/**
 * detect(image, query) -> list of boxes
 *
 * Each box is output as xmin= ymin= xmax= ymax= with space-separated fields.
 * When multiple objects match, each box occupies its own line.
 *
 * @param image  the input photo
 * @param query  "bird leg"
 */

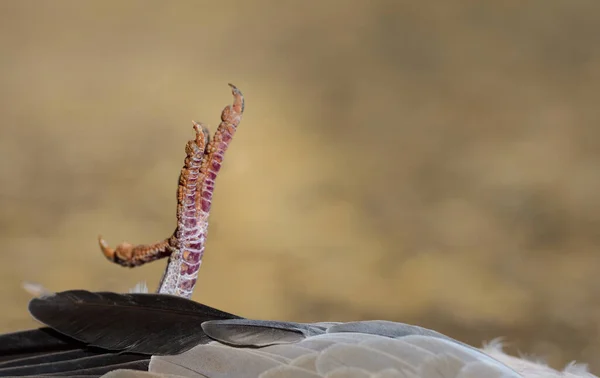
xmin=98 ymin=84 xmax=245 ymax=298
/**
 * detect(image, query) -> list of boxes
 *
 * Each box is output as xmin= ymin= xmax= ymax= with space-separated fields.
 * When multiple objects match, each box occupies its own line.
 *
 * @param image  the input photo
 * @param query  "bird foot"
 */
xmin=98 ymin=84 xmax=245 ymax=297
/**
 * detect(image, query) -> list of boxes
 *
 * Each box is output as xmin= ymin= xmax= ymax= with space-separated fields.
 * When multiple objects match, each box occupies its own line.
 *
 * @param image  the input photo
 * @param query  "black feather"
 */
xmin=0 ymin=327 xmax=79 ymax=361
xmin=28 ymin=290 xmax=241 ymax=355
xmin=0 ymin=328 xmax=150 ymax=377
xmin=0 ymin=352 xmax=148 ymax=377
xmin=0 ymin=349 xmax=96 ymax=369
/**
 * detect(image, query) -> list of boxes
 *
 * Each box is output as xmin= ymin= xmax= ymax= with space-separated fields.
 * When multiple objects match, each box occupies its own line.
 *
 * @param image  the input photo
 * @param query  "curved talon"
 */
xmin=98 ymin=235 xmax=117 ymax=262
xmin=98 ymin=235 xmax=135 ymax=266
xmin=223 ymin=84 xmax=244 ymax=122
xmin=228 ymin=83 xmax=244 ymax=113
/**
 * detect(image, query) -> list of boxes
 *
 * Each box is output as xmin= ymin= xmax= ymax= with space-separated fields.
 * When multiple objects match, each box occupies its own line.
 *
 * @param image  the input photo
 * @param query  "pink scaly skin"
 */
xmin=98 ymin=84 xmax=244 ymax=298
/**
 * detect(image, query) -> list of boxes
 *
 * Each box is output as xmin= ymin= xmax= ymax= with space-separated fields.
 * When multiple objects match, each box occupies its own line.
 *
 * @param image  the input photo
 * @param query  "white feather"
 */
xmin=21 ymin=281 xmax=53 ymax=297
xmin=129 ymin=281 xmax=149 ymax=293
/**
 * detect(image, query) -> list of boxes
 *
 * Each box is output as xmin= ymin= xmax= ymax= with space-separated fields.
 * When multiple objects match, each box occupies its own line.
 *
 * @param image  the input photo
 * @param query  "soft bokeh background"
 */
xmin=1 ymin=0 xmax=599 ymax=372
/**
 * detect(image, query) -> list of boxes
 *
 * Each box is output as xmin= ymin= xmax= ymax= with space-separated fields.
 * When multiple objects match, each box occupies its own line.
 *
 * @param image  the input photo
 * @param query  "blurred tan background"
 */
xmin=1 ymin=0 xmax=600 ymax=372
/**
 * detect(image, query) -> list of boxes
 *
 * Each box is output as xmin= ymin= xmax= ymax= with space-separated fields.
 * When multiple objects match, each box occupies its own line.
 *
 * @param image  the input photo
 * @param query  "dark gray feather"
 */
xmin=28 ymin=290 xmax=241 ymax=355
xmin=201 ymin=319 xmax=326 ymax=347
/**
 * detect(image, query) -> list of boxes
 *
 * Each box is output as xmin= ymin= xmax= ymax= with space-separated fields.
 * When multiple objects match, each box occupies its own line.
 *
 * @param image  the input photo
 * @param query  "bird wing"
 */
xmin=0 ymin=290 xmax=525 ymax=378
xmin=146 ymin=319 xmax=520 ymax=378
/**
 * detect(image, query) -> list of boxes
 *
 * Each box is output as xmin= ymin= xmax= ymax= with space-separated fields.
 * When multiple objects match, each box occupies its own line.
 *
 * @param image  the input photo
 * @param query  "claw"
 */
xmin=192 ymin=120 xmax=211 ymax=147
xmin=225 ymin=83 xmax=244 ymax=120
xmin=228 ymin=83 xmax=244 ymax=108
xmin=98 ymin=235 xmax=117 ymax=262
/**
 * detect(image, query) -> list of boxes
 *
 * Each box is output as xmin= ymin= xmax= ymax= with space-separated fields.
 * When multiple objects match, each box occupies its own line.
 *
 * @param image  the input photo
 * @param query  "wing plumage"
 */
xmin=28 ymin=290 xmax=241 ymax=355
xmin=0 ymin=290 xmax=596 ymax=378
xmin=148 ymin=323 xmax=520 ymax=378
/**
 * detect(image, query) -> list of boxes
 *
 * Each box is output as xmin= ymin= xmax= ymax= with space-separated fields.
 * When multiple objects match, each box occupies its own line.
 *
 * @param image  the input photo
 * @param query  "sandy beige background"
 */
xmin=1 ymin=0 xmax=599 ymax=373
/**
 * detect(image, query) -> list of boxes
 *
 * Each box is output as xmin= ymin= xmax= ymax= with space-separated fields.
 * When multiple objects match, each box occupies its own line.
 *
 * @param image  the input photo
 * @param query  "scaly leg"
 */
xmin=98 ymin=84 xmax=245 ymax=298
